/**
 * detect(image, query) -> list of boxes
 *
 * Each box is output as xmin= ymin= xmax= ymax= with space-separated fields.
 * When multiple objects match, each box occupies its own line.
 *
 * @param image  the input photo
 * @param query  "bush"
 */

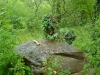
xmin=82 ymin=25 xmax=100 ymax=75
xmin=0 ymin=25 xmax=32 ymax=75
xmin=87 ymin=26 xmax=100 ymax=74
xmin=42 ymin=15 xmax=57 ymax=40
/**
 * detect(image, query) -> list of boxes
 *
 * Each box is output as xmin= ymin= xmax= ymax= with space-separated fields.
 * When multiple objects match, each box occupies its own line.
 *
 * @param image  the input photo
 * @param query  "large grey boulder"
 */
xmin=16 ymin=40 xmax=86 ymax=75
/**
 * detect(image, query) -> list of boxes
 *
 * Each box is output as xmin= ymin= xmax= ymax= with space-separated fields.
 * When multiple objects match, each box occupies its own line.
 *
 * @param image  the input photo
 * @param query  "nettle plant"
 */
xmin=42 ymin=15 xmax=58 ymax=40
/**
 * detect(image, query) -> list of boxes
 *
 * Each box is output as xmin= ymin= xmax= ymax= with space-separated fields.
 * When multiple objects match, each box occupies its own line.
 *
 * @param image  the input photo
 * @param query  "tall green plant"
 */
xmin=0 ymin=25 xmax=32 ymax=75
xmin=0 ymin=0 xmax=25 ymax=29
xmin=42 ymin=15 xmax=58 ymax=40
xmin=82 ymin=25 xmax=100 ymax=75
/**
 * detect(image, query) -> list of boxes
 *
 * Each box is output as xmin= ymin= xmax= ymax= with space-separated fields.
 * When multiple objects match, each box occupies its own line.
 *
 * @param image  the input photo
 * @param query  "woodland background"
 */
xmin=0 ymin=0 xmax=100 ymax=75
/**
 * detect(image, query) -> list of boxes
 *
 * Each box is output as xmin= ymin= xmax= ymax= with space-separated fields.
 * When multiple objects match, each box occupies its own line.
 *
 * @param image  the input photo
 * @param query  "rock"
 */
xmin=71 ymin=72 xmax=85 ymax=75
xmin=16 ymin=40 xmax=86 ymax=75
xmin=51 ymin=55 xmax=85 ymax=73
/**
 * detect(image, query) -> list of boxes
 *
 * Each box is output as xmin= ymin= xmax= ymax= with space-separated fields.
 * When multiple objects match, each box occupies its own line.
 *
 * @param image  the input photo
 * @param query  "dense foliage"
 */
xmin=0 ymin=0 xmax=100 ymax=75
xmin=42 ymin=15 xmax=57 ymax=40
xmin=84 ymin=25 xmax=100 ymax=75
xmin=0 ymin=25 xmax=32 ymax=75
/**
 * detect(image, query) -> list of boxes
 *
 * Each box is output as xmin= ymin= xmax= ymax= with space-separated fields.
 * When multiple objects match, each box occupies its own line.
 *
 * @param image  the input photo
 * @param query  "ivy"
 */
xmin=42 ymin=15 xmax=57 ymax=40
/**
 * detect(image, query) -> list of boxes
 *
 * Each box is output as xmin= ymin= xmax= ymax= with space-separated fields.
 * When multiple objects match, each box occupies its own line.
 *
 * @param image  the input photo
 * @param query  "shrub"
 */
xmin=83 ymin=25 xmax=100 ymax=75
xmin=0 ymin=25 xmax=32 ymax=75
xmin=42 ymin=15 xmax=57 ymax=40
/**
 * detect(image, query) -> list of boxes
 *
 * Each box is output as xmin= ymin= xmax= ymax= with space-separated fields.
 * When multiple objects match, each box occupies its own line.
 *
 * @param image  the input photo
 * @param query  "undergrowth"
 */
xmin=0 ymin=25 xmax=32 ymax=75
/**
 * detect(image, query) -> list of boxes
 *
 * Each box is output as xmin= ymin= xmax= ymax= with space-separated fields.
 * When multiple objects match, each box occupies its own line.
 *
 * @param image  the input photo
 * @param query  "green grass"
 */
xmin=15 ymin=25 xmax=91 ymax=52
xmin=16 ymin=29 xmax=43 ymax=45
xmin=72 ymin=26 xmax=91 ymax=51
xmin=60 ymin=25 xmax=92 ymax=50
